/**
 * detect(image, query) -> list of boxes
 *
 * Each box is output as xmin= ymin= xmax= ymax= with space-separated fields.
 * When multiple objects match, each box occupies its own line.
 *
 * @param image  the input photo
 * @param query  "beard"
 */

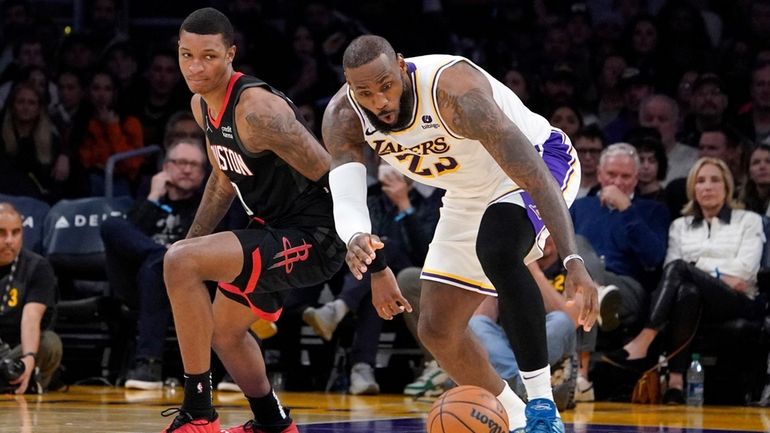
xmin=361 ymin=75 xmax=415 ymax=133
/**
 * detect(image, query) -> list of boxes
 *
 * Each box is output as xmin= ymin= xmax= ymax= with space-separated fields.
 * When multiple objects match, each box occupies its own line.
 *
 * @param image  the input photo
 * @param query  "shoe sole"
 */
xmin=302 ymin=309 xmax=333 ymax=341
xmin=217 ymin=382 xmax=243 ymax=392
xmin=124 ymin=379 xmax=162 ymax=390
xmin=599 ymin=288 xmax=623 ymax=332
xmin=350 ymin=384 xmax=380 ymax=395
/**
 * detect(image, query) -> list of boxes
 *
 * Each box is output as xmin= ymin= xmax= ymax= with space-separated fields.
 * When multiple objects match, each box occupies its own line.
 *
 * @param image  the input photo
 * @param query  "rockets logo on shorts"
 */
xmin=269 ymin=237 xmax=312 ymax=274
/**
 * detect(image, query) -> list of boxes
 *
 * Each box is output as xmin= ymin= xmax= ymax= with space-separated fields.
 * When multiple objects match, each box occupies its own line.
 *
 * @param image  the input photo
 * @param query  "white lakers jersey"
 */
xmin=345 ymin=55 xmax=553 ymax=199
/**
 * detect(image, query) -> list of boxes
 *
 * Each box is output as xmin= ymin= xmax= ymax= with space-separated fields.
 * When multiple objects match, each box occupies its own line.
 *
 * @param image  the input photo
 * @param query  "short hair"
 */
xmin=682 ymin=157 xmax=740 ymax=216
xmin=342 ymin=35 xmax=397 ymax=70
xmin=166 ymin=139 xmax=205 ymax=159
xmin=639 ymin=94 xmax=679 ymax=121
xmin=0 ymin=203 xmax=21 ymax=220
xmin=600 ymin=142 xmax=640 ymax=171
xmin=699 ymin=124 xmax=742 ymax=149
xmin=180 ymin=7 xmax=234 ymax=47
xmin=573 ymin=124 xmax=606 ymax=147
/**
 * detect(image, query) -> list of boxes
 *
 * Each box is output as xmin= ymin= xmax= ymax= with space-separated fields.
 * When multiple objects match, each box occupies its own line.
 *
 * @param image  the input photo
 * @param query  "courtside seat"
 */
xmin=43 ymin=196 xmax=133 ymax=383
xmin=0 ymin=193 xmax=50 ymax=254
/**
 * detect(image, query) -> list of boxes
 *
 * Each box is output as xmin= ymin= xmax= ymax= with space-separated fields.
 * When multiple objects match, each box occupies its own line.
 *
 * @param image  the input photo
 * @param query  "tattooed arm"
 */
xmin=187 ymin=94 xmax=235 ymax=239
xmin=236 ymin=87 xmax=330 ymax=181
xmin=436 ymin=62 xmax=597 ymax=330
xmin=322 ymin=87 xmax=412 ymax=319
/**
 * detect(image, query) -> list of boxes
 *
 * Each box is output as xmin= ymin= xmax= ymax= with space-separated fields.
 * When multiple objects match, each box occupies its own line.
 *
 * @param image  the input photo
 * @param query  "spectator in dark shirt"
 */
xmin=0 ymin=203 xmax=61 ymax=394
xmin=100 ymin=139 xmax=206 ymax=389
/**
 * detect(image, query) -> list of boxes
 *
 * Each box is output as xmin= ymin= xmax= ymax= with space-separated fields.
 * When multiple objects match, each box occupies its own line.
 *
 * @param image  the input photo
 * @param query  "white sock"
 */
xmin=520 ymin=365 xmax=560 ymax=417
xmin=496 ymin=381 xmax=527 ymax=430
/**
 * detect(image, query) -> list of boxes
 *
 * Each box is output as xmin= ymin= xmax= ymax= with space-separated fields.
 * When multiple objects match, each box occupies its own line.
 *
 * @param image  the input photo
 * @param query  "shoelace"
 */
xmin=160 ymin=408 xmax=212 ymax=431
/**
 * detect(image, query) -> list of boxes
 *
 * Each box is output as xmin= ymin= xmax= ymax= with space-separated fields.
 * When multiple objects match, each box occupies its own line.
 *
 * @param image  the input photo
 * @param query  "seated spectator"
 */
xmin=100 ymin=139 xmax=206 ymax=389
xmin=548 ymin=103 xmax=583 ymax=141
xmin=71 ymin=70 xmax=143 ymax=196
xmin=0 ymin=203 xmax=62 ymax=394
xmin=573 ymin=125 xmax=606 ymax=198
xmin=302 ymin=164 xmax=442 ymax=395
xmin=571 ymin=143 xmax=670 ymax=340
xmin=680 ymin=73 xmax=729 ymax=148
xmin=605 ymin=157 xmax=765 ymax=404
xmin=740 ymin=144 xmax=770 ymax=215
xmin=0 ymin=82 xmax=65 ymax=202
xmin=628 ymin=129 xmax=669 ymax=203
xmin=468 ymin=237 xmax=582 ymax=411
xmin=638 ymin=94 xmax=698 ymax=185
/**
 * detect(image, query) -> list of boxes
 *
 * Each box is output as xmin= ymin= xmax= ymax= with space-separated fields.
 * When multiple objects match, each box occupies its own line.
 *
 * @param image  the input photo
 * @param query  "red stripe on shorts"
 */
xmin=217 ymin=247 xmax=284 ymax=321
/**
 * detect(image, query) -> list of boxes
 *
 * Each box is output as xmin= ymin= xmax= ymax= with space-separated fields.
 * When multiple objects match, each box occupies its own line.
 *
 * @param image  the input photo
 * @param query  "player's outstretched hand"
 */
xmin=345 ymin=233 xmax=383 ymax=280
xmin=564 ymin=262 xmax=598 ymax=332
xmin=371 ymin=267 xmax=413 ymax=320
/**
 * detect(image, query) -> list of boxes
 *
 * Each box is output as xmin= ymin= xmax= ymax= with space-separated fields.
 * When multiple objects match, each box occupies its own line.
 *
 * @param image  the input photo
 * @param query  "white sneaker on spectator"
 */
xmin=597 ymin=285 xmax=622 ymax=332
xmin=349 ymin=362 xmax=379 ymax=395
xmin=575 ymin=375 xmax=595 ymax=402
xmin=302 ymin=299 xmax=347 ymax=341
xmin=216 ymin=374 xmax=242 ymax=393
xmin=403 ymin=360 xmax=449 ymax=397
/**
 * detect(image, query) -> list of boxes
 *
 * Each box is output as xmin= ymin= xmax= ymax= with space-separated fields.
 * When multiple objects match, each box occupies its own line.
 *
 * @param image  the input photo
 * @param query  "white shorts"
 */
xmin=420 ymin=129 xmax=581 ymax=296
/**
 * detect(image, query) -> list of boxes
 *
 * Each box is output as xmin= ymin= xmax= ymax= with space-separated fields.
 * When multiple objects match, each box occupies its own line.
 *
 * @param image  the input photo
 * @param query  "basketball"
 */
xmin=426 ymin=385 xmax=509 ymax=433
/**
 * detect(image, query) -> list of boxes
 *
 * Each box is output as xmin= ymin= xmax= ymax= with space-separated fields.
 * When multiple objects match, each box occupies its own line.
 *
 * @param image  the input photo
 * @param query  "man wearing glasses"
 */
xmin=100 ymin=139 xmax=207 ymax=390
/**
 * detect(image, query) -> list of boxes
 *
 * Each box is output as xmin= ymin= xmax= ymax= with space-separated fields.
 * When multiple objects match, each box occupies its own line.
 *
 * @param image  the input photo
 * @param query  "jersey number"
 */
xmin=395 ymin=154 xmax=459 ymax=177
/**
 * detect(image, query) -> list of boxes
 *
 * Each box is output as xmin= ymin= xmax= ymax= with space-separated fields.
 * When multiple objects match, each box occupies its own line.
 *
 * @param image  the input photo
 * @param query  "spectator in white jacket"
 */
xmin=605 ymin=157 xmax=766 ymax=404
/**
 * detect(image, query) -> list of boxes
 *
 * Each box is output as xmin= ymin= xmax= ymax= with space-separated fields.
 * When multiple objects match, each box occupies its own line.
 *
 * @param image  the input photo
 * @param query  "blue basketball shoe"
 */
xmin=511 ymin=398 xmax=565 ymax=433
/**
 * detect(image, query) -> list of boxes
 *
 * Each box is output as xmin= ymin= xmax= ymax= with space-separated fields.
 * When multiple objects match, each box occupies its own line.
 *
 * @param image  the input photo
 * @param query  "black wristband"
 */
xmin=20 ymin=352 xmax=36 ymax=361
xmin=368 ymin=249 xmax=387 ymax=273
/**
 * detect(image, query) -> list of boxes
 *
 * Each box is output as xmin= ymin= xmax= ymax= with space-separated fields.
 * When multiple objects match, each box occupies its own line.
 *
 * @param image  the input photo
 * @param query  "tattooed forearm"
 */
xmin=187 ymin=173 xmax=234 ymax=239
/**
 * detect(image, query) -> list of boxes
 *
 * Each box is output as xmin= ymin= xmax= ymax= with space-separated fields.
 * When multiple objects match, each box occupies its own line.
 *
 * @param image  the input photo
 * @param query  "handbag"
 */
xmin=612 ymin=311 xmax=701 ymax=404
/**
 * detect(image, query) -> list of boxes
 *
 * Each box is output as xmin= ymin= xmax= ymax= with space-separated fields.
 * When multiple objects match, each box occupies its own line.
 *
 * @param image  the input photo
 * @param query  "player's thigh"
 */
xmin=165 ymin=231 xmax=244 ymax=284
xmin=212 ymin=293 xmax=255 ymax=335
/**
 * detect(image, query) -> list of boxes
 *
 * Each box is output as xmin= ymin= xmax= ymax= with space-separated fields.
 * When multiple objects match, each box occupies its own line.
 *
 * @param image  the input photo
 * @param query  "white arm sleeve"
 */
xmin=329 ymin=162 xmax=372 ymax=245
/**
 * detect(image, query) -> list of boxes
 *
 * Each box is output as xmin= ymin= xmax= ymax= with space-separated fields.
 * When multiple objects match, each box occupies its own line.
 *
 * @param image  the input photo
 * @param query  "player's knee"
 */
xmin=476 ymin=203 xmax=534 ymax=270
xmin=163 ymin=240 xmax=200 ymax=287
xmin=417 ymin=315 xmax=452 ymax=351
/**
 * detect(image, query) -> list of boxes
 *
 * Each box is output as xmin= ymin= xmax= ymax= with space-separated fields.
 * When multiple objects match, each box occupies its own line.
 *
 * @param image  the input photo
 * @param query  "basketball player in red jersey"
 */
xmin=159 ymin=7 xmax=345 ymax=433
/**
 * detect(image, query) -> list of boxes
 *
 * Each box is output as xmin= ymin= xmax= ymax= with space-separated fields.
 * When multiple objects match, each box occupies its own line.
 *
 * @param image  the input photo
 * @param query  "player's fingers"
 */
xmin=369 ymin=234 xmax=385 ymax=250
xmin=345 ymin=252 xmax=367 ymax=278
xmin=396 ymin=296 xmax=413 ymax=313
xmin=378 ymin=306 xmax=393 ymax=320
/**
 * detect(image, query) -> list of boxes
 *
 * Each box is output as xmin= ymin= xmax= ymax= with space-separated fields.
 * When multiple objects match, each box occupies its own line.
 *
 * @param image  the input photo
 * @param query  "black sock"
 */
xmin=181 ymin=371 xmax=215 ymax=420
xmin=247 ymin=388 xmax=292 ymax=430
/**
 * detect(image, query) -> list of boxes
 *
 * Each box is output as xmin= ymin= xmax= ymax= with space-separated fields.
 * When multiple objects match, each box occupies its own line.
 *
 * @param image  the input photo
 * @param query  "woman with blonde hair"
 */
xmin=605 ymin=157 xmax=766 ymax=404
xmin=0 ymin=82 xmax=64 ymax=201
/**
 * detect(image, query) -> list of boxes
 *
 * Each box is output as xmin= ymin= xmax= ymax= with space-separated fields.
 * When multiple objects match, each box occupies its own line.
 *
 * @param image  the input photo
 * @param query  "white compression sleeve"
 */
xmin=329 ymin=162 xmax=372 ymax=245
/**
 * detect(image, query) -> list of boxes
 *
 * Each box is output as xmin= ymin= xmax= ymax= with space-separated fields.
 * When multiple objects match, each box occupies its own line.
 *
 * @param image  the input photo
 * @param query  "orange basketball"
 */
xmin=426 ymin=385 xmax=509 ymax=433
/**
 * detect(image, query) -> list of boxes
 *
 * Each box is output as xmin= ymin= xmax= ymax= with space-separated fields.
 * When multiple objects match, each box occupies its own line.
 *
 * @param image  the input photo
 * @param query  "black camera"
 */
xmin=0 ymin=338 xmax=25 ymax=393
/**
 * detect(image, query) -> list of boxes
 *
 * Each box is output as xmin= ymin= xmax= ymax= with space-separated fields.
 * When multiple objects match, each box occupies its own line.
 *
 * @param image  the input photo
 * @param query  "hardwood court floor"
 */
xmin=1 ymin=386 xmax=769 ymax=432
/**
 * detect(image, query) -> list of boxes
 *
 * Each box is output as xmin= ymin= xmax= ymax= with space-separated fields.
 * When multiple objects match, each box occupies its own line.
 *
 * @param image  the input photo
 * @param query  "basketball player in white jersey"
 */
xmin=323 ymin=35 xmax=598 ymax=433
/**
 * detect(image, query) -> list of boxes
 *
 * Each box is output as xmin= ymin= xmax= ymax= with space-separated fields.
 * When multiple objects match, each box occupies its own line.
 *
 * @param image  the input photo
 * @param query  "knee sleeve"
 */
xmin=476 ymin=203 xmax=535 ymax=274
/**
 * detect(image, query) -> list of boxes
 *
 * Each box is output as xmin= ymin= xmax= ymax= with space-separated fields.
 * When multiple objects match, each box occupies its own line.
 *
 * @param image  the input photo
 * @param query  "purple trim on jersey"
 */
xmin=406 ymin=62 xmax=416 ymax=73
xmin=522 ymin=130 xmax=576 ymax=234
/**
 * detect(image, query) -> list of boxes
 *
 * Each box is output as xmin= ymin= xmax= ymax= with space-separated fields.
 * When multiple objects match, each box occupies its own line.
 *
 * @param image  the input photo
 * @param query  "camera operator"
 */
xmin=0 ymin=203 xmax=61 ymax=394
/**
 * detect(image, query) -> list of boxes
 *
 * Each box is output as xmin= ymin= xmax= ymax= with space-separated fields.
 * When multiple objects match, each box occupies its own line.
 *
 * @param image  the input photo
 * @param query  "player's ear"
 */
xmin=397 ymin=53 xmax=405 ymax=70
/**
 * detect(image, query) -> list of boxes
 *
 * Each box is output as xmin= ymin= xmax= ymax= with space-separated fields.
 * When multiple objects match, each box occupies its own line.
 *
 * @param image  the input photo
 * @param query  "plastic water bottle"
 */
xmin=686 ymin=353 xmax=705 ymax=406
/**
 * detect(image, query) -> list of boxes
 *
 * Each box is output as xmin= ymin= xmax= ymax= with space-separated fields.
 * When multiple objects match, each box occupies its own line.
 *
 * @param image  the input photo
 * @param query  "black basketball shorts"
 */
xmin=218 ymin=223 xmax=345 ymax=321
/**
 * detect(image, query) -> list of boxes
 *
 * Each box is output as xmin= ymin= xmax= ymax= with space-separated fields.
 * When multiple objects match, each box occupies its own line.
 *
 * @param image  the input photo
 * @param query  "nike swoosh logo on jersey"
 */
xmin=364 ymin=127 xmax=377 ymax=136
